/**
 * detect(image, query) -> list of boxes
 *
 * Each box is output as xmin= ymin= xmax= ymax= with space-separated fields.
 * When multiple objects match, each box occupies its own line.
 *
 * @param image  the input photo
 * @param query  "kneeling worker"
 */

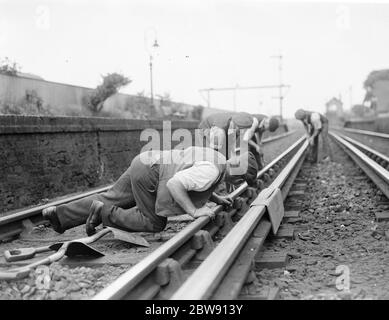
xmin=247 ymin=114 xmax=279 ymax=170
xmin=294 ymin=109 xmax=332 ymax=163
xmin=43 ymin=146 xmax=258 ymax=236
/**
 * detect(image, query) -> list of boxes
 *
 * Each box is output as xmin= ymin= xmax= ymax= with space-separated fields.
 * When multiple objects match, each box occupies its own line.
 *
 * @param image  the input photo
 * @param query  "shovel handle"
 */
xmin=77 ymin=227 xmax=112 ymax=244
xmin=11 ymin=243 xmax=70 ymax=272
xmin=0 ymin=268 xmax=31 ymax=280
xmin=4 ymin=245 xmax=52 ymax=262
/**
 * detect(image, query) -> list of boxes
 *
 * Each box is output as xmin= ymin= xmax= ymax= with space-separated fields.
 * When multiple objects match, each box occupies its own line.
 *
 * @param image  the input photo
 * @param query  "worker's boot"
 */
xmin=85 ymin=200 xmax=104 ymax=236
xmin=42 ymin=206 xmax=65 ymax=234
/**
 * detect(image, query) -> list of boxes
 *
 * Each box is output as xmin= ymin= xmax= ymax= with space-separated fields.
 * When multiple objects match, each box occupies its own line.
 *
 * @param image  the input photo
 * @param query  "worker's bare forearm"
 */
xmin=312 ymin=129 xmax=320 ymax=138
xmin=248 ymin=140 xmax=259 ymax=149
xmin=166 ymin=179 xmax=196 ymax=216
xmin=255 ymin=132 xmax=261 ymax=145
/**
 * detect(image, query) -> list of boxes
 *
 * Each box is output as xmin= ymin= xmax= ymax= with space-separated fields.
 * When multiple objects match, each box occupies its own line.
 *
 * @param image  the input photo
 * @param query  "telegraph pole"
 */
xmin=349 ymin=85 xmax=353 ymax=109
xmin=233 ymin=84 xmax=238 ymax=112
xmin=271 ymin=55 xmax=283 ymax=122
xmin=199 ymin=83 xmax=290 ymax=111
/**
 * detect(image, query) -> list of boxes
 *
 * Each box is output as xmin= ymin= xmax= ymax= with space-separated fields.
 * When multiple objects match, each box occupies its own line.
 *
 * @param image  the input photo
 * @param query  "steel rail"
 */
xmin=262 ymin=130 xmax=295 ymax=144
xmin=171 ymin=139 xmax=309 ymax=300
xmin=93 ymin=136 xmax=305 ymax=300
xmin=330 ymin=132 xmax=389 ymax=198
xmin=340 ymin=127 xmax=389 ymax=139
xmin=229 ymin=136 xmax=305 ymax=200
xmin=339 ymin=134 xmax=389 ymax=165
xmin=0 ymin=185 xmax=112 ymax=227
xmin=0 ymin=131 xmax=296 ymax=240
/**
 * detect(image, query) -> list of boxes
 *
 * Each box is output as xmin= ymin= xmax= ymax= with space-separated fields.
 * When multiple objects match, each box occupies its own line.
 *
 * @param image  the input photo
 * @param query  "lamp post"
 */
xmin=149 ymin=39 xmax=159 ymax=107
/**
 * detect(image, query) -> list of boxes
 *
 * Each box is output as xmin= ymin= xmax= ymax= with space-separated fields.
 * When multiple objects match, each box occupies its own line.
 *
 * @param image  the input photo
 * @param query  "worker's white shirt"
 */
xmin=310 ymin=113 xmax=322 ymax=130
xmin=174 ymin=161 xmax=219 ymax=192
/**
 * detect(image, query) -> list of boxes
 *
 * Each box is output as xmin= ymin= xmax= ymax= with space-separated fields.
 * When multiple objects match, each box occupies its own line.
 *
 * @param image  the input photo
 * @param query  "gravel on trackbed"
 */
xmin=254 ymin=137 xmax=389 ymax=300
xmin=0 ymin=131 xmax=303 ymax=300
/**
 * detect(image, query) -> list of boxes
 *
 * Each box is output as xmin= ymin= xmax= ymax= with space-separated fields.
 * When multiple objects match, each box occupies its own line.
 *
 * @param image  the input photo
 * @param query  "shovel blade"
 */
xmin=64 ymin=242 xmax=105 ymax=258
xmin=107 ymin=227 xmax=150 ymax=247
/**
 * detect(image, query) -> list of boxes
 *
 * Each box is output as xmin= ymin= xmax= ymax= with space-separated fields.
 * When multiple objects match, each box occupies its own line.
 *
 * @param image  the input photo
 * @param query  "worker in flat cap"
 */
xmin=42 ymin=146 xmax=258 ymax=236
xmin=294 ymin=108 xmax=332 ymax=163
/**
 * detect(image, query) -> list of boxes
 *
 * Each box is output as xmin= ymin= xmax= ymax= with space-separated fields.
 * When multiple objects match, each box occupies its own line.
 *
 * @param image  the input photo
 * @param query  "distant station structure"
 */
xmin=325 ymin=97 xmax=343 ymax=117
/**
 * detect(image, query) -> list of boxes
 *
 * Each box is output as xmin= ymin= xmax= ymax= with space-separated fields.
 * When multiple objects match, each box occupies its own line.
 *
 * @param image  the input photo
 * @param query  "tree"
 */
xmin=363 ymin=69 xmax=389 ymax=89
xmin=363 ymin=70 xmax=389 ymax=109
xmin=0 ymin=57 xmax=20 ymax=76
xmin=84 ymin=73 xmax=131 ymax=115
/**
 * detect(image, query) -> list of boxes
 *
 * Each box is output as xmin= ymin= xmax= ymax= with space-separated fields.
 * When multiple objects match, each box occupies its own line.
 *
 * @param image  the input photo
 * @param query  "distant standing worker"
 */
xmin=294 ymin=109 xmax=332 ymax=163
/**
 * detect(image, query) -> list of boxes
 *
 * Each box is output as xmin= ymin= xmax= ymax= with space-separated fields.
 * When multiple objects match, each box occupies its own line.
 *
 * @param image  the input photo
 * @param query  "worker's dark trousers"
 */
xmin=321 ymin=122 xmax=332 ymax=160
xmin=311 ymin=134 xmax=320 ymax=163
xmin=249 ymin=145 xmax=264 ymax=171
xmin=56 ymin=157 xmax=167 ymax=233
xmin=311 ymin=123 xmax=332 ymax=162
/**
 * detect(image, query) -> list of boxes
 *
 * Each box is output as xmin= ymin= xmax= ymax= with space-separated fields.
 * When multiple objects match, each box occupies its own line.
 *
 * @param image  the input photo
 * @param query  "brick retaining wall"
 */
xmin=0 ymin=115 xmax=199 ymax=214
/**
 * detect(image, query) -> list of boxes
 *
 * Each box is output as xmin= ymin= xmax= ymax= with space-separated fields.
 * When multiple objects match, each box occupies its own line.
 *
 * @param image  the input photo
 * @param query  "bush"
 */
xmin=83 ymin=73 xmax=131 ymax=115
xmin=0 ymin=57 xmax=19 ymax=76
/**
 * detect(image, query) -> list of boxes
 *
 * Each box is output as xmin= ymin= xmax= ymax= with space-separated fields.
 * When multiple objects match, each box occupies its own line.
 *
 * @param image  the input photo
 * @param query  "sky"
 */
xmin=1 ymin=0 xmax=389 ymax=118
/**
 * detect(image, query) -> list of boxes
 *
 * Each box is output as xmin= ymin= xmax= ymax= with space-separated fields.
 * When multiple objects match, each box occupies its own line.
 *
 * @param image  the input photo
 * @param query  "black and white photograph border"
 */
xmin=0 ymin=0 xmax=389 ymax=308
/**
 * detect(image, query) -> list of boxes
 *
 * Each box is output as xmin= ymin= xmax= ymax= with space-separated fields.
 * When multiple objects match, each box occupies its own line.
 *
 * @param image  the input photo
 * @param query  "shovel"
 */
xmin=0 ymin=229 xmax=110 ymax=280
xmin=3 ymin=228 xmax=110 ymax=263
xmin=0 ymin=227 xmax=151 ymax=280
xmin=4 ymin=227 xmax=149 ymax=262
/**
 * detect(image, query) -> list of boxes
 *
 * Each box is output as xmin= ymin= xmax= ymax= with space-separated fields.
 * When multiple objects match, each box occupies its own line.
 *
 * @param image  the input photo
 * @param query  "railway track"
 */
xmin=93 ymin=136 xmax=309 ymax=300
xmin=330 ymin=131 xmax=389 ymax=198
xmin=248 ymin=130 xmax=389 ymax=300
xmin=340 ymin=127 xmax=389 ymax=140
